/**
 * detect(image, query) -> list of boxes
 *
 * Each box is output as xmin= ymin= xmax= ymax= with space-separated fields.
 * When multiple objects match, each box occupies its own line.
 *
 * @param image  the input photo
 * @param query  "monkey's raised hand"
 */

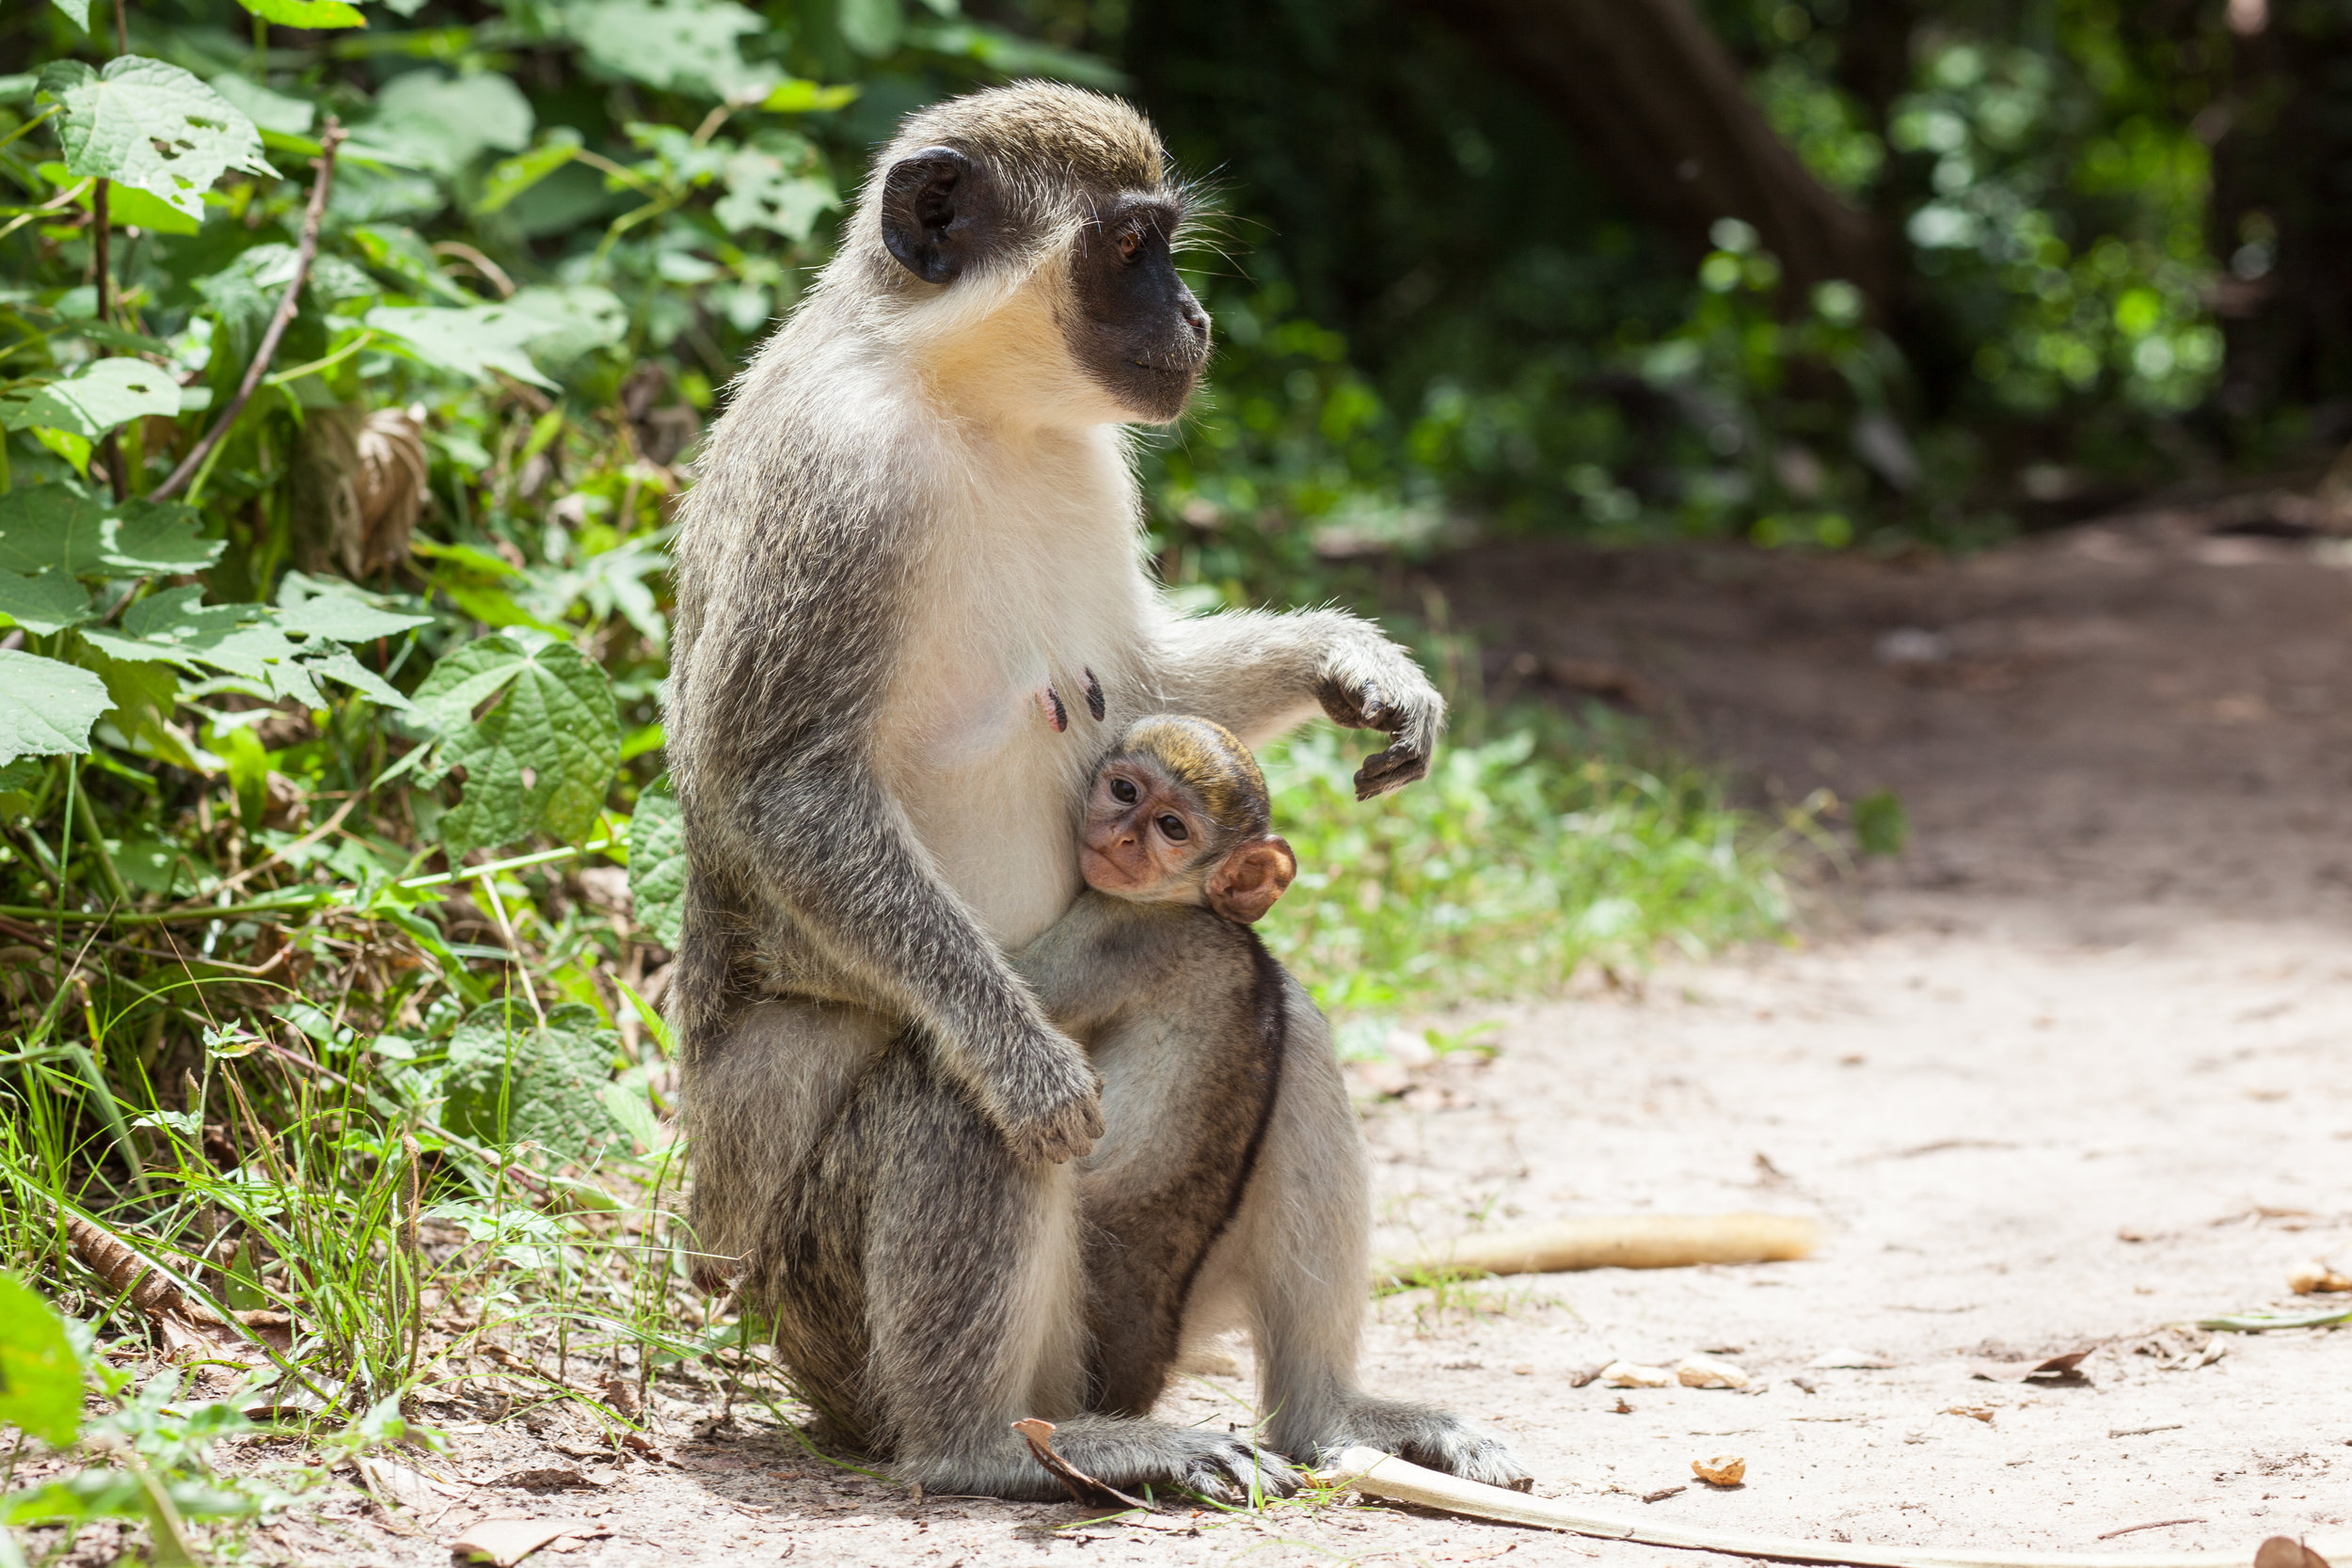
xmin=1315 ymin=643 xmax=1446 ymax=801
xmin=984 ymin=1024 xmax=1105 ymax=1164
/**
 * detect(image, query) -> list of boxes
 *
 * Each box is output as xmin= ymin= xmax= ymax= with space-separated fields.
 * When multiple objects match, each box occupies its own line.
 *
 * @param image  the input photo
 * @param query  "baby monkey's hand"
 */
xmin=988 ymin=1024 xmax=1104 ymax=1164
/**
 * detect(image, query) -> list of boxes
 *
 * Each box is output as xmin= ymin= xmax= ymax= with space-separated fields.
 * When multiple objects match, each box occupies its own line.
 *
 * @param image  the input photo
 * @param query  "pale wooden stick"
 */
xmin=1376 ymin=1212 xmax=1820 ymax=1288
xmin=1318 ymin=1448 xmax=2348 ymax=1568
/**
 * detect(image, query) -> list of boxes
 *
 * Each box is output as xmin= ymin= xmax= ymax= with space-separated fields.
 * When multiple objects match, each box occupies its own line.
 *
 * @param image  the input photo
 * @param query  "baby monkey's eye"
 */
xmin=1157 ymin=814 xmax=1187 ymax=841
xmin=1110 ymin=777 xmax=1137 ymax=803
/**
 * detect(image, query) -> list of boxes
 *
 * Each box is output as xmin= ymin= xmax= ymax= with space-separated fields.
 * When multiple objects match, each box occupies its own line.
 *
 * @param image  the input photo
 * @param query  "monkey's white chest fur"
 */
xmin=874 ymin=424 xmax=1153 ymax=950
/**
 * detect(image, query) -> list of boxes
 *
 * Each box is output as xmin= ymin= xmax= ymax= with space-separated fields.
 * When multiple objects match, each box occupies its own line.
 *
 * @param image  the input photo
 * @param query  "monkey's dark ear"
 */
xmin=1207 ymin=836 xmax=1297 ymax=925
xmin=881 ymin=146 xmax=996 ymax=286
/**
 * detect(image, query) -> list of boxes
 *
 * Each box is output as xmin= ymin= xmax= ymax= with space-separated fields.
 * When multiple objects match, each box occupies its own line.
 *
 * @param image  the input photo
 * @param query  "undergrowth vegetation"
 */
xmin=0 ymin=0 xmax=1826 ymax=1560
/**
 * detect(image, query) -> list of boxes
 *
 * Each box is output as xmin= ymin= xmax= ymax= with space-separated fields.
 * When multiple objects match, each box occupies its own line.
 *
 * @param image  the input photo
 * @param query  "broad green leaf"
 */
xmin=40 ymin=162 xmax=200 ymax=235
xmin=208 ymin=75 xmax=316 ymax=136
xmin=314 ymin=646 xmax=413 ymax=711
xmin=38 ymin=57 xmax=273 ymax=221
xmin=27 ymin=427 xmax=91 ymax=478
xmin=0 ymin=570 xmax=92 ymax=635
xmin=715 ymin=139 xmax=838 ymax=240
xmin=277 ymin=594 xmax=432 ymax=642
xmin=501 ymin=285 xmax=627 ymax=368
xmin=760 ymin=77 xmax=860 ymax=114
xmin=233 ymin=0 xmax=368 ymax=29
xmin=82 ymin=588 xmax=306 ymax=696
xmin=0 ymin=1273 xmax=81 ymax=1448
xmin=563 ymin=0 xmax=773 ymax=101
xmin=365 ymin=70 xmax=532 ymax=177
xmin=441 ymin=1001 xmax=630 ymax=1164
xmin=838 ymin=0 xmax=904 ymax=57
xmin=48 ymin=0 xmax=92 ymax=34
xmin=626 ymin=783 xmax=685 ymax=947
xmin=0 ymin=358 xmax=183 ymax=442
xmin=416 ymin=637 xmax=620 ymax=853
xmin=0 ymin=649 xmax=110 ymax=766
xmin=83 ymin=649 xmax=199 ymax=771
xmin=365 ymin=304 xmax=557 ymax=390
xmin=905 ymin=22 xmax=1126 ymax=88
xmin=0 ymin=489 xmax=222 ymax=578
xmin=473 ymin=130 xmax=581 ymax=216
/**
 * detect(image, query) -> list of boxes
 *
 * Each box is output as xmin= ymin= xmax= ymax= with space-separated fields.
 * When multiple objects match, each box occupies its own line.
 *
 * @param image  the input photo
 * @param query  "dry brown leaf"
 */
xmin=1602 ymin=1361 xmax=1674 ymax=1388
xmin=449 ymin=1517 xmax=592 ymax=1566
xmin=1692 ymin=1454 xmax=1746 ymax=1487
xmin=357 ymin=1455 xmax=464 ymax=1512
xmin=1944 ymin=1405 xmax=1996 ymax=1423
xmin=1012 ymin=1418 xmax=1152 ymax=1510
xmin=2254 ymin=1537 xmax=2334 ymax=1568
xmin=1970 ymin=1346 xmax=2095 ymax=1385
xmin=2288 ymin=1260 xmax=2352 ymax=1294
xmin=493 ymin=1467 xmax=596 ymax=1493
xmin=1676 ymin=1354 xmax=1751 ymax=1389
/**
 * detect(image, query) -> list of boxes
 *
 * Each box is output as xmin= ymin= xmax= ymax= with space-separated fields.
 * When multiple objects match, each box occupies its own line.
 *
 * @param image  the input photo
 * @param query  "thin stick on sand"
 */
xmin=1376 ymin=1212 xmax=1820 ymax=1288
xmin=1318 ymin=1449 xmax=2345 ymax=1568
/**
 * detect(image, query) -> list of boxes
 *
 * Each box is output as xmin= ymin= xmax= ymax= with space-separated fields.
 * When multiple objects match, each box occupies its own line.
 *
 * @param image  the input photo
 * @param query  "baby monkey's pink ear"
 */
xmin=1206 ymin=835 xmax=1298 ymax=924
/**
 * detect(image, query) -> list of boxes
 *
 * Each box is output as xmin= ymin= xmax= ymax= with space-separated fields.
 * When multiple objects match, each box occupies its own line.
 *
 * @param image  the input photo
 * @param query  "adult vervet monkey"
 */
xmin=666 ymin=82 xmax=1522 ymax=1498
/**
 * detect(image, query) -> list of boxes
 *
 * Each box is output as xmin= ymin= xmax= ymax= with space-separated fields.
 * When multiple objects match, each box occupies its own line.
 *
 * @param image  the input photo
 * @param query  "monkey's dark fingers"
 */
xmin=1186 ymin=1442 xmax=1302 ymax=1502
xmin=1352 ymin=736 xmax=1432 ymax=801
xmin=1315 ymin=674 xmax=1392 ymax=735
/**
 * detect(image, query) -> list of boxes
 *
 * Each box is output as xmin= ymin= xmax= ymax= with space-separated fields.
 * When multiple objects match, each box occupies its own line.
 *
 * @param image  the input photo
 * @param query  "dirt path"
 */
xmin=297 ymin=511 xmax=2352 ymax=1566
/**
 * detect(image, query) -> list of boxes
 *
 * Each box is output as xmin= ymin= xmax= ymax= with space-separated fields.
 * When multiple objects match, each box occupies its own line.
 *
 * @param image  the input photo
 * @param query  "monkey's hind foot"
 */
xmin=903 ymin=1416 xmax=1299 ymax=1504
xmin=1309 ymin=1397 xmax=1533 ymax=1493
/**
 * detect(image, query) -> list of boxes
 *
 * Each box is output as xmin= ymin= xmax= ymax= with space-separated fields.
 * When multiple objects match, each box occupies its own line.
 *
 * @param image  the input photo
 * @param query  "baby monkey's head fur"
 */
xmin=836 ymin=81 xmax=1212 ymax=423
xmin=1080 ymin=716 xmax=1297 ymax=925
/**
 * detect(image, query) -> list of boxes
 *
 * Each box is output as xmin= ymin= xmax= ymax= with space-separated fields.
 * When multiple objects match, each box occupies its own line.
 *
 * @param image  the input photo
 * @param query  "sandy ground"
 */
xmin=250 ymin=509 xmax=2352 ymax=1564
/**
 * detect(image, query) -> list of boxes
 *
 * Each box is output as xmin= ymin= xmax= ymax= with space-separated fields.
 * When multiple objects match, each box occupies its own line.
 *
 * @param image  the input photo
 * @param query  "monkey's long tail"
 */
xmin=1318 ymin=1449 xmax=2342 ymax=1568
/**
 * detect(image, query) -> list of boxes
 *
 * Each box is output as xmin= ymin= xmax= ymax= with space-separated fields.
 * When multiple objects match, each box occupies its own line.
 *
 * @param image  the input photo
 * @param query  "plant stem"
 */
xmin=92 ymin=178 xmax=127 ymax=503
xmin=72 ymin=769 xmax=132 ymax=910
xmin=151 ymin=120 xmax=347 ymax=503
xmin=112 ymin=0 xmax=128 ymax=55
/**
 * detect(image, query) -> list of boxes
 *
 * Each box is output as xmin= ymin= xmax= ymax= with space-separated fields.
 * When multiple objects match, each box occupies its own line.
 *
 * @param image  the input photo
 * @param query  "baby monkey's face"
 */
xmin=1078 ymin=748 xmax=1298 ymax=924
xmin=1079 ymin=755 xmax=1208 ymax=901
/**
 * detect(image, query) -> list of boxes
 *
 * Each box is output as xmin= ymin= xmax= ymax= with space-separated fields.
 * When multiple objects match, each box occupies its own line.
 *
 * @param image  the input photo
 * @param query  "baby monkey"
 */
xmin=1025 ymin=715 xmax=1528 ymax=1482
xmin=1009 ymin=717 xmax=1299 ymax=1425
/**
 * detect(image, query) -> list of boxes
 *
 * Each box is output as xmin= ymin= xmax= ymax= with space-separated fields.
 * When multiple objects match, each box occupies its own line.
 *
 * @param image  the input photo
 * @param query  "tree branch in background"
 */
xmin=92 ymin=178 xmax=126 ymax=503
xmin=151 ymin=119 xmax=347 ymax=504
xmin=1414 ymin=0 xmax=1886 ymax=314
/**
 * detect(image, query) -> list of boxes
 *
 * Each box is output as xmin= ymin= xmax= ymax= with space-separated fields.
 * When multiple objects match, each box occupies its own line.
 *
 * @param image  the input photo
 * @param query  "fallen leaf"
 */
xmin=1602 ymin=1361 xmax=1674 ymax=1388
xmin=1809 ymin=1347 xmax=1894 ymax=1370
xmin=2254 ymin=1537 xmax=2333 ymax=1568
xmin=1565 ymin=1364 xmax=1605 ymax=1387
xmin=1643 ymin=1485 xmax=1687 ymax=1503
xmin=358 ymin=1455 xmax=465 ymax=1511
xmin=1692 ymin=1455 xmax=1746 ymax=1487
xmin=1971 ymin=1346 xmax=2094 ymax=1384
xmin=1944 ymin=1405 xmax=1996 ymax=1424
xmin=2288 ymin=1260 xmax=2351 ymax=1294
xmin=450 ymin=1517 xmax=597 ymax=1566
xmin=1612 ymin=1397 xmax=1633 ymax=1414
xmin=1677 ymin=1354 xmax=1751 ymax=1390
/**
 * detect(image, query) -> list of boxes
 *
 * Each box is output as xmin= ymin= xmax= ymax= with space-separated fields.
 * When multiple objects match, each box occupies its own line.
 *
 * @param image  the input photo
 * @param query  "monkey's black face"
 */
xmin=1067 ymin=198 xmax=1211 ymax=422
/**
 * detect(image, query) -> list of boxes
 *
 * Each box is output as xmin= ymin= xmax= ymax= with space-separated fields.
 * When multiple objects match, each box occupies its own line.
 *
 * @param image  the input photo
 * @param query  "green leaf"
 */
xmin=82 ymin=648 xmax=199 ymax=771
xmin=759 ymin=77 xmax=860 ymax=114
xmin=0 ymin=489 xmax=223 ymax=578
xmin=563 ymin=0 xmax=774 ymax=101
xmin=411 ymin=636 xmax=620 ymax=854
xmin=81 ymin=588 xmax=308 ymax=699
xmin=233 ymin=0 xmax=369 ymax=29
xmin=277 ymin=594 xmax=432 ymax=642
xmin=441 ymin=1001 xmax=630 ymax=1164
xmin=626 ymin=782 xmax=685 ymax=948
xmin=0 ymin=359 xmax=183 ymax=442
xmin=367 ymin=289 xmax=623 ymax=390
xmin=473 ymin=130 xmax=581 ymax=216
xmin=838 ymin=0 xmax=904 ymax=57
xmin=0 ymin=649 xmax=110 ymax=766
xmin=363 ymin=69 xmax=532 ymax=177
xmin=313 ymin=646 xmax=412 ymax=711
xmin=1851 ymin=789 xmax=1908 ymax=857
xmin=48 ymin=0 xmax=92 ymax=34
xmin=37 ymin=57 xmax=274 ymax=221
xmin=0 ymin=569 xmax=92 ymax=635
xmin=39 ymin=161 xmax=201 ymax=235
xmin=0 ymin=1273 xmax=82 ymax=1448
xmin=715 ymin=139 xmax=839 ymax=240
xmin=27 ymin=428 xmax=92 ymax=478
xmin=208 ymin=75 xmax=317 ymax=136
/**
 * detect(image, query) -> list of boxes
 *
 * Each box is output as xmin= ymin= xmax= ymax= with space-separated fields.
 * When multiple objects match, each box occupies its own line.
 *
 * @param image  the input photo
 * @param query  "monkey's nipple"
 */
xmin=1037 ymin=680 xmax=1069 ymax=733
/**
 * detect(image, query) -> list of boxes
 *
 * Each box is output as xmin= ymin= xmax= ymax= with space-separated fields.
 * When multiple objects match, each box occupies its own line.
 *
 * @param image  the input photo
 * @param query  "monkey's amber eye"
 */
xmin=1115 ymin=229 xmax=1143 ymax=262
xmin=1157 ymin=814 xmax=1188 ymax=841
xmin=1110 ymin=777 xmax=1138 ymax=803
